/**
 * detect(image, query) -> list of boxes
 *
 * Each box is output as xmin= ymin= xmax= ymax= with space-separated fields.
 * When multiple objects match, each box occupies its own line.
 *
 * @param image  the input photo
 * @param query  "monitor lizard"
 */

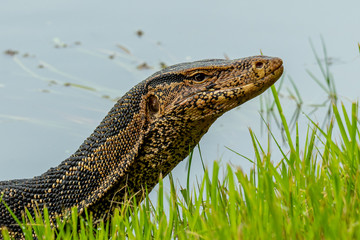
xmin=0 ymin=55 xmax=283 ymax=238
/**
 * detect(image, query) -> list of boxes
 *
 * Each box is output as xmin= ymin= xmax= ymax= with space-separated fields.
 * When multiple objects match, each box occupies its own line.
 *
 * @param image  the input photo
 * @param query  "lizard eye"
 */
xmin=193 ymin=73 xmax=207 ymax=82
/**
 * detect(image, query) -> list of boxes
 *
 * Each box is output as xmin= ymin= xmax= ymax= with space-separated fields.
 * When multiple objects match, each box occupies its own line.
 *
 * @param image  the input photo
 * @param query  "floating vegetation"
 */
xmin=4 ymin=49 xmax=18 ymax=56
xmin=63 ymin=83 xmax=96 ymax=91
xmin=159 ymin=61 xmax=167 ymax=69
xmin=136 ymin=62 xmax=152 ymax=70
xmin=135 ymin=29 xmax=144 ymax=37
xmin=53 ymin=37 xmax=68 ymax=48
xmin=116 ymin=44 xmax=131 ymax=55
xmin=101 ymin=95 xmax=111 ymax=99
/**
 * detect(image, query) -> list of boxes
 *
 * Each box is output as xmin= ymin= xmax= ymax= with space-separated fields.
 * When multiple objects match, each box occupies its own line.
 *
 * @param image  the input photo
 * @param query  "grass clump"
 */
xmin=2 ymin=87 xmax=360 ymax=239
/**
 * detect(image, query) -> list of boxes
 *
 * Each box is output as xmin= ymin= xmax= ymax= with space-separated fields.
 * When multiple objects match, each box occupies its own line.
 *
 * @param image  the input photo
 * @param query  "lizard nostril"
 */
xmin=255 ymin=62 xmax=264 ymax=69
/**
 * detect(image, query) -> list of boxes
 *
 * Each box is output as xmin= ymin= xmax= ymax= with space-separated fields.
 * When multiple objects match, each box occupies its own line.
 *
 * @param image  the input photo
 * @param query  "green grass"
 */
xmin=2 ymin=42 xmax=360 ymax=239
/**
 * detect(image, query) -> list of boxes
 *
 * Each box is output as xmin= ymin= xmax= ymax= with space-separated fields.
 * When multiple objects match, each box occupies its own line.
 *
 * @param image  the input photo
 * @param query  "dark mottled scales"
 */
xmin=0 ymin=56 xmax=283 ymax=238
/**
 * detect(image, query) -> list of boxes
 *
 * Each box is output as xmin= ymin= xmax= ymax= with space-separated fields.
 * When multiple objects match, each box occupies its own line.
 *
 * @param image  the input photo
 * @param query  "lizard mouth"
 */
xmin=227 ymin=64 xmax=283 ymax=103
xmin=235 ymin=63 xmax=284 ymax=93
xmin=177 ymin=63 xmax=283 ymax=107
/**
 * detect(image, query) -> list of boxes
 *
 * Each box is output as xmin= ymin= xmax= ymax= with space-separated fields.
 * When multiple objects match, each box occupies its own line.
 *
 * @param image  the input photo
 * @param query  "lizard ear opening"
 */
xmin=147 ymin=95 xmax=160 ymax=115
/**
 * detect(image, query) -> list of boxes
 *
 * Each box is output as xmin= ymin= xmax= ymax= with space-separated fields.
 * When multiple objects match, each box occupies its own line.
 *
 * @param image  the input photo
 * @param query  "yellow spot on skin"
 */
xmin=196 ymin=99 xmax=206 ymax=106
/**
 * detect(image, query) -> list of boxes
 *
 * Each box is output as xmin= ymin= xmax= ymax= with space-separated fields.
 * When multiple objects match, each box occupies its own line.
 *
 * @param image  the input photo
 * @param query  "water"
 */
xmin=1 ymin=0 xmax=360 ymax=199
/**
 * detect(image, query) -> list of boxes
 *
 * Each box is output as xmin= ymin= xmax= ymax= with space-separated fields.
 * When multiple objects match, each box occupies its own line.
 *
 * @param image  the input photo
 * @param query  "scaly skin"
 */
xmin=0 ymin=56 xmax=283 ymax=238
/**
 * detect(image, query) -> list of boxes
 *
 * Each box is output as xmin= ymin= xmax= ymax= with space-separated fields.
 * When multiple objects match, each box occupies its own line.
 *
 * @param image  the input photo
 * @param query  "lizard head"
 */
xmin=130 ymin=55 xmax=283 ymax=178
xmin=144 ymin=56 xmax=283 ymax=122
